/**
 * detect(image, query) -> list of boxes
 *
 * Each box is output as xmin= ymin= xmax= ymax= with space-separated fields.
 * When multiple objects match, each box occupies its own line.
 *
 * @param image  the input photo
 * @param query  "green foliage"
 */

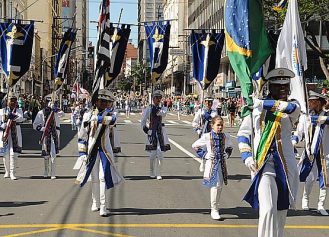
xmin=263 ymin=0 xmax=329 ymax=27
xmin=117 ymin=63 xmax=151 ymax=92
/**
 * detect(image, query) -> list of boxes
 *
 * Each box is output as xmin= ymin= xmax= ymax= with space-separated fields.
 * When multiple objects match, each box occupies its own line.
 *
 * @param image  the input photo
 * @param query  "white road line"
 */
xmin=167 ymin=120 xmax=178 ymax=124
xmin=130 ymin=112 xmax=136 ymax=115
xmin=123 ymin=120 xmax=132 ymax=124
xmin=182 ymin=120 xmax=191 ymax=124
xmin=120 ymin=112 xmax=125 ymax=116
xmin=168 ymin=113 xmax=176 ymax=116
xmin=168 ymin=138 xmax=202 ymax=164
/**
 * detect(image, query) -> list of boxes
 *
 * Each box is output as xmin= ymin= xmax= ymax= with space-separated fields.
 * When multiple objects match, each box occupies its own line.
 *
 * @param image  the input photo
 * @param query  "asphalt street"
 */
xmin=0 ymin=112 xmax=328 ymax=237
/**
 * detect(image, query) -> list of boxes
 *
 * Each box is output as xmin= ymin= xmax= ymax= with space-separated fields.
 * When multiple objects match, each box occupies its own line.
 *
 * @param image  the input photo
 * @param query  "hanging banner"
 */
xmin=104 ymin=24 xmax=131 ymax=87
xmin=190 ymin=30 xmax=225 ymax=90
xmin=0 ymin=21 xmax=34 ymax=87
xmin=145 ymin=21 xmax=171 ymax=84
xmin=54 ymin=28 xmax=76 ymax=91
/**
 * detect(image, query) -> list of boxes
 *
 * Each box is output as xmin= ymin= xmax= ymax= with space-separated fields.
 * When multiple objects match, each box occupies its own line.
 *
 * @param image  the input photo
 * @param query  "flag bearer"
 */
xmin=0 ymin=93 xmax=24 ymax=180
xmin=33 ymin=99 xmax=64 ymax=179
xmin=141 ymin=90 xmax=171 ymax=180
xmin=76 ymin=89 xmax=124 ymax=217
xmin=237 ymin=68 xmax=301 ymax=237
xmin=192 ymin=97 xmax=218 ymax=137
xmin=292 ymin=90 xmax=329 ymax=216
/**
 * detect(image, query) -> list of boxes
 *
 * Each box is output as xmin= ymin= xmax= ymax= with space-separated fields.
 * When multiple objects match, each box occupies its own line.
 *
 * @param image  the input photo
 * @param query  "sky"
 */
xmin=88 ymin=0 xmax=139 ymax=47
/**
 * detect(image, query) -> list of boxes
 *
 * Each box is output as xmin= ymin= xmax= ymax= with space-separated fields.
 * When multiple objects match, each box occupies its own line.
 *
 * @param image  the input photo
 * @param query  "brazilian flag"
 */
xmin=225 ymin=0 xmax=272 ymax=117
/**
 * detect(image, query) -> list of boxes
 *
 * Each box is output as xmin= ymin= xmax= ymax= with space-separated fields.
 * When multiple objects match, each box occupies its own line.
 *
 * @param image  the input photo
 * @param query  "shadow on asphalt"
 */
xmin=21 ymin=124 xmax=77 ymax=151
xmin=108 ymin=207 xmax=258 ymax=219
xmin=124 ymin=175 xmax=202 ymax=180
xmin=109 ymin=207 xmax=209 ymax=216
xmin=0 ymin=213 xmax=14 ymax=217
xmin=227 ymin=174 xmax=251 ymax=180
xmin=287 ymin=209 xmax=324 ymax=217
xmin=0 ymin=201 xmax=48 ymax=207
xmin=23 ymin=176 xmax=77 ymax=180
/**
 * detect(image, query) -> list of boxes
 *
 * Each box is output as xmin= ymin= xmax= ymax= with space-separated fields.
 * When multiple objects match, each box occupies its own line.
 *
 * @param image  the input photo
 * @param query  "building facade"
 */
xmin=188 ymin=0 xmax=234 ymax=98
xmin=163 ymin=0 xmax=189 ymax=96
xmin=138 ymin=0 xmax=164 ymax=65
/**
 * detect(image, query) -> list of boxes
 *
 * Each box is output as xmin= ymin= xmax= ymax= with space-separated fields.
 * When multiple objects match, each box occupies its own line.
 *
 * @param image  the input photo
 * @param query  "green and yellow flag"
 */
xmin=225 ymin=0 xmax=273 ymax=117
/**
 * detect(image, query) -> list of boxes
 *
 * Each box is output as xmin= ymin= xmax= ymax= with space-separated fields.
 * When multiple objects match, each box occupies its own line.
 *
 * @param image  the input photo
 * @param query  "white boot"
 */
xmin=149 ymin=159 xmax=155 ymax=178
xmin=210 ymin=187 xmax=222 ymax=220
xmin=43 ymin=158 xmax=49 ymax=178
xmin=91 ymin=182 xmax=100 ymax=212
xmin=302 ymin=183 xmax=312 ymax=210
xmin=3 ymin=157 xmax=9 ymax=178
xmin=50 ymin=159 xmax=56 ymax=179
xmin=317 ymin=189 xmax=329 ymax=216
xmin=9 ymin=155 xmax=17 ymax=180
xmin=156 ymin=158 xmax=162 ymax=180
xmin=99 ymin=180 xmax=109 ymax=216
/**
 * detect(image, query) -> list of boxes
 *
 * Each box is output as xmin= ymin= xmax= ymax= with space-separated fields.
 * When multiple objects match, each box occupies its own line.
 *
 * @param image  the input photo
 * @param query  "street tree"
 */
xmin=263 ymin=0 xmax=329 ymax=84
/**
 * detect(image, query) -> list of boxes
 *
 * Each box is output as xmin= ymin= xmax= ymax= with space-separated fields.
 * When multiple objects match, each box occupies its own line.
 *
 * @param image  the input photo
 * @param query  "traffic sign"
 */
xmin=170 ymin=48 xmax=185 ymax=56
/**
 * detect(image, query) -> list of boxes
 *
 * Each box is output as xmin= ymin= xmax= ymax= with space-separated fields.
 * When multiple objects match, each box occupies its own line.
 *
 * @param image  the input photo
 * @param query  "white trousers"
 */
xmin=209 ymin=163 xmax=224 ymax=210
xmin=91 ymin=154 xmax=107 ymax=209
xmin=303 ymin=161 xmax=328 ymax=209
xmin=258 ymin=174 xmax=287 ymax=237
xmin=149 ymin=148 xmax=163 ymax=177
xmin=43 ymin=139 xmax=57 ymax=177
xmin=3 ymin=143 xmax=18 ymax=176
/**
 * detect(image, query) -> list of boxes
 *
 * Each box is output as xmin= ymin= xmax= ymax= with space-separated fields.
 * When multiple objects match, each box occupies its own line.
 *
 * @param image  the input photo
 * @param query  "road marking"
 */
xmin=1 ymin=223 xmax=329 ymax=230
xmin=123 ymin=120 xmax=132 ymax=124
xmin=120 ymin=113 xmax=125 ymax=116
xmin=167 ymin=120 xmax=178 ymax=124
xmin=2 ymin=227 xmax=64 ymax=237
xmin=168 ymin=113 xmax=176 ymax=116
xmin=68 ymin=227 xmax=135 ymax=237
xmin=182 ymin=120 xmax=191 ymax=124
xmin=168 ymin=138 xmax=202 ymax=164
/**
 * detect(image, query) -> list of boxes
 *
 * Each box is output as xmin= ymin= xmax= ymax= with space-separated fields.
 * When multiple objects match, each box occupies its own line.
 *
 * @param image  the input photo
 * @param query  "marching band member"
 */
xmin=76 ymin=89 xmax=124 ymax=217
xmin=0 ymin=93 xmax=24 ymax=180
xmin=292 ymin=90 xmax=329 ymax=215
xmin=33 ymin=99 xmax=64 ymax=179
xmin=141 ymin=90 xmax=171 ymax=180
xmin=192 ymin=97 xmax=218 ymax=137
xmin=237 ymin=68 xmax=300 ymax=237
xmin=192 ymin=115 xmax=233 ymax=220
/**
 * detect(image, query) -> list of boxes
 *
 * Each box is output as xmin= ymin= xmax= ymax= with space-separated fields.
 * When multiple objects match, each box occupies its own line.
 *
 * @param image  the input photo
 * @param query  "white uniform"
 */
xmin=293 ymin=111 xmax=329 ymax=213
xmin=192 ymin=132 xmax=233 ymax=214
xmin=238 ymin=99 xmax=300 ymax=237
xmin=141 ymin=104 xmax=170 ymax=179
xmin=0 ymin=107 xmax=24 ymax=180
xmin=33 ymin=108 xmax=64 ymax=178
xmin=77 ymin=108 xmax=124 ymax=216
xmin=192 ymin=108 xmax=218 ymax=136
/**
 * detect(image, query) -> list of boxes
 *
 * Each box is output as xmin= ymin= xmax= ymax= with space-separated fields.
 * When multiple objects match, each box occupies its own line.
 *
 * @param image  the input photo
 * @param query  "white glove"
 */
xmin=245 ymin=157 xmax=257 ymax=173
xmin=147 ymin=130 xmax=153 ymax=136
xmin=292 ymin=140 xmax=297 ymax=147
xmin=196 ymin=129 xmax=202 ymax=135
xmin=40 ymin=127 xmax=45 ymax=132
xmin=208 ymin=153 xmax=215 ymax=160
xmin=80 ymin=155 xmax=88 ymax=162
xmin=0 ymin=123 xmax=6 ymax=130
xmin=252 ymin=98 xmax=263 ymax=109
xmin=90 ymin=115 xmax=97 ymax=122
